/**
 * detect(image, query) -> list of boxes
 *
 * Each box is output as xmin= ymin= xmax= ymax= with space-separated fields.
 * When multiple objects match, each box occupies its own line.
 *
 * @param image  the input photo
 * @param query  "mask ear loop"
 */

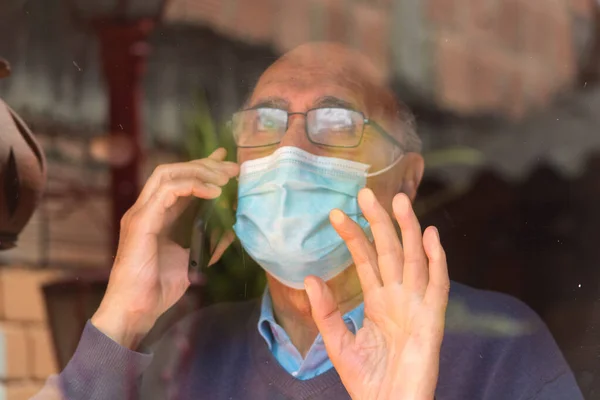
xmin=365 ymin=153 xmax=404 ymax=178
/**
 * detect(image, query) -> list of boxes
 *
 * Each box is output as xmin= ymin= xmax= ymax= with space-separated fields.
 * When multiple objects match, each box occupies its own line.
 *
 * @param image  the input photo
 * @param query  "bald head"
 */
xmin=249 ymin=42 xmax=420 ymax=154
xmin=263 ymin=42 xmax=385 ymax=87
xmin=238 ymin=42 xmax=425 ymax=221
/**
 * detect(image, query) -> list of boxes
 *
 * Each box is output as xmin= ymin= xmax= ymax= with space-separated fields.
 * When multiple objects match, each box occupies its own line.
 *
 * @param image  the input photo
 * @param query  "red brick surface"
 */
xmin=435 ymin=33 xmax=474 ymax=112
xmin=503 ymin=64 xmax=527 ymax=119
xmin=570 ymin=0 xmax=594 ymax=17
xmin=495 ymin=0 xmax=524 ymax=52
xmin=0 ymin=268 xmax=62 ymax=394
xmin=164 ymin=0 xmax=587 ymax=119
xmin=427 ymin=0 xmax=460 ymax=30
xmin=553 ymin=11 xmax=576 ymax=83
xmin=0 ymin=268 xmax=59 ymax=322
xmin=352 ymin=3 xmax=390 ymax=79
xmin=231 ymin=0 xmax=275 ymax=43
xmin=470 ymin=45 xmax=506 ymax=110
xmin=524 ymin=63 xmax=553 ymax=109
xmin=5 ymin=381 xmax=44 ymax=400
xmin=0 ymin=322 xmax=29 ymax=380
xmin=432 ymin=0 xmax=581 ymax=116
xmin=274 ymin=0 xmax=312 ymax=52
xmin=322 ymin=0 xmax=348 ymax=42
xmin=466 ymin=0 xmax=497 ymax=35
xmin=28 ymin=325 xmax=57 ymax=380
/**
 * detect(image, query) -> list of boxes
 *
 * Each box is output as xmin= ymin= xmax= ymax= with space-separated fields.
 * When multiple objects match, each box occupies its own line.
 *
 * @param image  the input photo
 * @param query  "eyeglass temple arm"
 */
xmin=366 ymin=119 xmax=405 ymax=151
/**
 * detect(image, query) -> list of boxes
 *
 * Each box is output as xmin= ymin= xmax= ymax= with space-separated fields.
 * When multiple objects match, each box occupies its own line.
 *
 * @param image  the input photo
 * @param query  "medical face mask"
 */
xmin=233 ymin=146 xmax=402 ymax=289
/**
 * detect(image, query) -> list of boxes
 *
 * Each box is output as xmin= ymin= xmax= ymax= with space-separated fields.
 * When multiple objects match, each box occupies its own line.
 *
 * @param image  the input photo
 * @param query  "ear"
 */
xmin=398 ymin=153 xmax=424 ymax=202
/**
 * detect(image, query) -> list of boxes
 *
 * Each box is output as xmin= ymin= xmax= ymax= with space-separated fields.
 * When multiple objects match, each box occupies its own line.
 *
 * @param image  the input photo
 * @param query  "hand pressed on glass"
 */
xmin=305 ymin=188 xmax=449 ymax=400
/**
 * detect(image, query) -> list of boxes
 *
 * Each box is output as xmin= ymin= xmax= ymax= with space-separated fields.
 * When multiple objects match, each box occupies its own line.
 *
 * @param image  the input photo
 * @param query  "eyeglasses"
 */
xmin=230 ymin=107 xmax=403 ymax=149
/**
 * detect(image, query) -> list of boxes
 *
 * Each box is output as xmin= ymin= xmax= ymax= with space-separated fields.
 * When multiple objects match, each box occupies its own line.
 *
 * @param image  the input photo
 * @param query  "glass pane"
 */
xmin=2 ymin=0 xmax=598 ymax=398
xmin=75 ymin=0 xmax=118 ymax=18
xmin=127 ymin=0 xmax=164 ymax=19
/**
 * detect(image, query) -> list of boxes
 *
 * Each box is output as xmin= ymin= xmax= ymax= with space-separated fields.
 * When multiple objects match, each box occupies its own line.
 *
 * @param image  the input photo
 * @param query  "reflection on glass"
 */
xmin=0 ymin=1 xmax=599 ymax=399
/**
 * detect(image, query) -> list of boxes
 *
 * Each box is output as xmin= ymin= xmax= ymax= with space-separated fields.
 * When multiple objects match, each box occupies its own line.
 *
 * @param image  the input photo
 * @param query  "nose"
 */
xmin=278 ymin=113 xmax=314 ymax=153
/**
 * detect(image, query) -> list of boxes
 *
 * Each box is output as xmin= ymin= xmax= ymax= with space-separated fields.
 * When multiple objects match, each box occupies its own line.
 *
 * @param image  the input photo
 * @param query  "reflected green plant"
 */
xmin=185 ymin=93 xmax=265 ymax=304
xmin=415 ymin=146 xmax=486 ymax=216
xmin=423 ymin=146 xmax=485 ymax=169
xmin=445 ymin=298 xmax=536 ymax=337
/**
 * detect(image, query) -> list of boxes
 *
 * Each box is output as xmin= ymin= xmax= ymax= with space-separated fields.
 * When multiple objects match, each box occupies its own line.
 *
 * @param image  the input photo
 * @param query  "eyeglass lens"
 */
xmin=232 ymin=108 xmax=364 ymax=148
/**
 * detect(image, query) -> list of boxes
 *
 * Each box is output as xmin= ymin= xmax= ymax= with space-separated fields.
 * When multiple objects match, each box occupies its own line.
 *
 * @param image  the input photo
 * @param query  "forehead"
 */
xmin=248 ymin=58 xmax=371 ymax=111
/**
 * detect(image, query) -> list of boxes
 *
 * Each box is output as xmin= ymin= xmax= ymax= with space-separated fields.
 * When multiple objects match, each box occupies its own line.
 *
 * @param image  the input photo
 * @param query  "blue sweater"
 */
xmin=59 ymin=281 xmax=583 ymax=400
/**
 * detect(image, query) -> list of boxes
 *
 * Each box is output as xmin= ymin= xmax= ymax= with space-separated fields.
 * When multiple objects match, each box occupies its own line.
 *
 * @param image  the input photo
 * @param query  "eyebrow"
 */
xmin=313 ymin=96 xmax=358 ymax=110
xmin=245 ymin=95 xmax=360 ymax=115
xmin=248 ymin=97 xmax=289 ymax=110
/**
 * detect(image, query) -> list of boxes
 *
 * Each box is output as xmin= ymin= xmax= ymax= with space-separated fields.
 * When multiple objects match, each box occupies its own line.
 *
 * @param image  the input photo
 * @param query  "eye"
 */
xmin=255 ymin=109 xmax=285 ymax=132
xmin=257 ymin=116 xmax=278 ymax=131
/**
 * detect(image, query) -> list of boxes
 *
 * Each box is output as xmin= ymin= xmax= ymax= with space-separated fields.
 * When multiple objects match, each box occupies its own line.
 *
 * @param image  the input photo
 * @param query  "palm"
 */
xmin=153 ymin=237 xmax=191 ymax=314
xmin=109 ymin=206 xmax=192 ymax=324
xmin=107 ymin=188 xmax=205 ymax=322
xmin=306 ymin=190 xmax=449 ymax=400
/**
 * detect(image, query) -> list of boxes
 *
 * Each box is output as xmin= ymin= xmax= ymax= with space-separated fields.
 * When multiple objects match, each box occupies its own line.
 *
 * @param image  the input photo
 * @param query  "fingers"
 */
xmin=330 ymin=209 xmax=382 ymax=292
xmin=305 ymin=275 xmax=354 ymax=363
xmin=132 ymin=179 xmax=223 ymax=235
xmin=392 ymin=193 xmax=428 ymax=294
xmin=137 ymin=148 xmax=239 ymax=206
xmin=358 ymin=188 xmax=404 ymax=285
xmin=422 ymin=226 xmax=450 ymax=311
xmin=207 ymin=147 xmax=227 ymax=160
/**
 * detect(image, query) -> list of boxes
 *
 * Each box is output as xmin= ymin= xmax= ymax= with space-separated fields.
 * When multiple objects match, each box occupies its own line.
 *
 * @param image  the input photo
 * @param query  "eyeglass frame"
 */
xmin=230 ymin=107 xmax=405 ymax=150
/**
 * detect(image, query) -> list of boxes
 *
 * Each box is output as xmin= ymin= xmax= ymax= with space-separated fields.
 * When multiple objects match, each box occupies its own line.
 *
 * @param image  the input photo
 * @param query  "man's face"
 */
xmin=237 ymin=46 xmax=410 ymax=214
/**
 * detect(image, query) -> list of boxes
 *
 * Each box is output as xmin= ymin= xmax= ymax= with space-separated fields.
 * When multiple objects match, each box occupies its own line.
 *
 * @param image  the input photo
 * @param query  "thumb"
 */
xmin=208 ymin=147 xmax=227 ymax=161
xmin=305 ymin=275 xmax=353 ymax=362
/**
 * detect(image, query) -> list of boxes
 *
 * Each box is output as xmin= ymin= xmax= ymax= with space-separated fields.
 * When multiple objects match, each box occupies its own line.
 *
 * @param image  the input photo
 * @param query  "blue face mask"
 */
xmin=233 ymin=146 xmax=401 ymax=289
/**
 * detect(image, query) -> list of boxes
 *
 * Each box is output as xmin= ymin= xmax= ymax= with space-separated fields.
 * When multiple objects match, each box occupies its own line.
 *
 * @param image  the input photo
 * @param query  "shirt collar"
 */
xmin=258 ymin=287 xmax=365 ymax=349
xmin=258 ymin=287 xmax=278 ymax=349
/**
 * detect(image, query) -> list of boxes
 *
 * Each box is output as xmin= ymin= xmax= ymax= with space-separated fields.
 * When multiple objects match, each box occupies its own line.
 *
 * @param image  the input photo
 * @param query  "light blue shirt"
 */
xmin=257 ymin=288 xmax=365 ymax=380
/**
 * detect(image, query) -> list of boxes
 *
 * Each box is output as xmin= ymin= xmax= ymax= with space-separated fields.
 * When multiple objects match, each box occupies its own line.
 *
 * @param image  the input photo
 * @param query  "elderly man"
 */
xmin=35 ymin=43 xmax=581 ymax=400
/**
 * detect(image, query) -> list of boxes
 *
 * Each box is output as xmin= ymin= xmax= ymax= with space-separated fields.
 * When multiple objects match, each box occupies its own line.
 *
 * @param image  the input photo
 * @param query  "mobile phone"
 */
xmin=187 ymin=177 xmax=238 ymax=272
xmin=188 ymin=198 xmax=216 ymax=272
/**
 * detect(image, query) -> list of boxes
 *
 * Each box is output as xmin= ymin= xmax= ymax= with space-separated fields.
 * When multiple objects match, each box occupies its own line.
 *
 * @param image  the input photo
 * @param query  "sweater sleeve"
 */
xmin=51 ymin=320 xmax=153 ymax=400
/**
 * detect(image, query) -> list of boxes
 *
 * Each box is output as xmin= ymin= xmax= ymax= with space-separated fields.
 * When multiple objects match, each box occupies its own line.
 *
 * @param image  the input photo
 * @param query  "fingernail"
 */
xmin=361 ymin=188 xmax=376 ymax=204
xmin=432 ymin=226 xmax=439 ymax=239
xmin=304 ymin=278 xmax=315 ymax=298
xmin=330 ymin=209 xmax=345 ymax=224
xmin=395 ymin=193 xmax=409 ymax=213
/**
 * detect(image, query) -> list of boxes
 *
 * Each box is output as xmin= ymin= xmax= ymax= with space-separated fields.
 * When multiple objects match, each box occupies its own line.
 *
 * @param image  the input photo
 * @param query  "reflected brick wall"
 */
xmin=0 ymin=268 xmax=58 ymax=399
xmin=166 ymin=0 xmax=596 ymax=119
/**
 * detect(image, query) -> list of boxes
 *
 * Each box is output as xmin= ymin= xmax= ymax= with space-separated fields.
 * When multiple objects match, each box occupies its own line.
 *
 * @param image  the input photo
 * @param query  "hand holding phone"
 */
xmin=188 ymin=178 xmax=238 ymax=273
xmin=91 ymin=148 xmax=238 ymax=347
